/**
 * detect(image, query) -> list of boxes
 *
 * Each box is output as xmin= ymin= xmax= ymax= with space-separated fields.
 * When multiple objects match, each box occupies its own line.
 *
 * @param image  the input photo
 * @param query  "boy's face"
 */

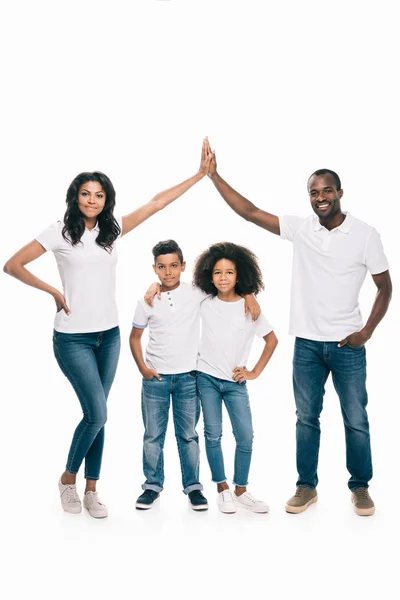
xmin=153 ymin=253 xmax=185 ymax=291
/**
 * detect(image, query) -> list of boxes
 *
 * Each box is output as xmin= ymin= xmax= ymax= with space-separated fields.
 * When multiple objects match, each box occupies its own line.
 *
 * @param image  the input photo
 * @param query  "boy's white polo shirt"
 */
xmin=132 ymin=282 xmax=207 ymax=374
xmin=198 ymin=297 xmax=273 ymax=381
xmin=36 ymin=219 xmax=122 ymax=333
xmin=279 ymin=212 xmax=389 ymax=341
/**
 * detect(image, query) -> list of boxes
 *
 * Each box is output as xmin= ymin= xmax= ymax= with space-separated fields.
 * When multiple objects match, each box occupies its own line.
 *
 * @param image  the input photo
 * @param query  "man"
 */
xmin=205 ymin=139 xmax=392 ymax=516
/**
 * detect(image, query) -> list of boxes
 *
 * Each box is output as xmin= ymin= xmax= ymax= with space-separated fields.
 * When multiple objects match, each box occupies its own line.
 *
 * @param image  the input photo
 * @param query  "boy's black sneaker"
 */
xmin=188 ymin=490 xmax=209 ymax=511
xmin=135 ymin=489 xmax=160 ymax=510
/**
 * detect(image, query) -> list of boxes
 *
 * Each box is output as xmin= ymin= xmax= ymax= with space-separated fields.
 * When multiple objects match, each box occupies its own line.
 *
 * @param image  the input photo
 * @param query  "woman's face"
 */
xmin=77 ymin=180 xmax=106 ymax=221
xmin=212 ymin=258 xmax=237 ymax=294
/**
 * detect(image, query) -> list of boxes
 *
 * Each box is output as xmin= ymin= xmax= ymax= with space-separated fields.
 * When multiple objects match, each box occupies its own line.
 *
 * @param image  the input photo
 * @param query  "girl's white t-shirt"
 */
xmin=197 ymin=296 xmax=273 ymax=381
xmin=36 ymin=218 xmax=122 ymax=333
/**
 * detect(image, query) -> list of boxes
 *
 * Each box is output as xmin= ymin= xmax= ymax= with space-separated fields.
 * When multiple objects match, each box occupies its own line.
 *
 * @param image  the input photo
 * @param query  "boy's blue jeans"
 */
xmin=293 ymin=337 xmax=372 ymax=491
xmin=141 ymin=372 xmax=203 ymax=494
xmin=197 ymin=372 xmax=254 ymax=487
xmin=53 ymin=326 xmax=120 ymax=480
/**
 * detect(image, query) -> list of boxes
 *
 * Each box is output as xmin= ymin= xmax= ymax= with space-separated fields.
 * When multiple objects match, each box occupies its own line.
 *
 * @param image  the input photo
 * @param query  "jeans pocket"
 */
xmin=346 ymin=343 xmax=365 ymax=350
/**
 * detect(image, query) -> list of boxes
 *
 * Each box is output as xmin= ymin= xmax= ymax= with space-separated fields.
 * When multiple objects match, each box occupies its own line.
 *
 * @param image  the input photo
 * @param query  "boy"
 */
xmin=129 ymin=240 xmax=209 ymax=511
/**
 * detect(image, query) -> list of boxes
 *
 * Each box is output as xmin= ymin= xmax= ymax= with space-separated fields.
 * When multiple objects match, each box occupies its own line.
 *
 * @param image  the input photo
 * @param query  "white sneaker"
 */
xmin=58 ymin=479 xmax=81 ymax=514
xmin=234 ymin=491 xmax=269 ymax=513
xmin=83 ymin=491 xmax=108 ymax=518
xmin=218 ymin=489 xmax=237 ymax=514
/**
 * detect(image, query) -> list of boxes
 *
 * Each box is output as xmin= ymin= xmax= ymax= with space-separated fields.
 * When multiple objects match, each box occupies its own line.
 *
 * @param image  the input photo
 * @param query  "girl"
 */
xmin=193 ymin=242 xmax=278 ymax=513
xmin=3 ymin=141 xmax=212 ymax=518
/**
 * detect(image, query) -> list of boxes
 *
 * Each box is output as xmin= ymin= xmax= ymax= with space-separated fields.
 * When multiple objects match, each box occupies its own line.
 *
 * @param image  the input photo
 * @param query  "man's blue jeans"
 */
xmin=197 ymin=372 xmax=254 ymax=487
xmin=293 ymin=337 xmax=372 ymax=491
xmin=53 ymin=326 xmax=120 ymax=480
xmin=141 ymin=372 xmax=202 ymax=494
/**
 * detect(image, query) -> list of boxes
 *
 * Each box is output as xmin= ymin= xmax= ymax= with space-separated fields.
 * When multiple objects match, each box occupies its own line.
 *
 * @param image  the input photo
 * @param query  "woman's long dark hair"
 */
xmin=62 ymin=171 xmax=121 ymax=251
xmin=193 ymin=242 xmax=264 ymax=296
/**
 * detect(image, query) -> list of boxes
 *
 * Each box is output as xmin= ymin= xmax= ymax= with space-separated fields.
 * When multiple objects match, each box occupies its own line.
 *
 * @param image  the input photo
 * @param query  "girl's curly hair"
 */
xmin=62 ymin=171 xmax=121 ymax=252
xmin=193 ymin=242 xmax=264 ymax=296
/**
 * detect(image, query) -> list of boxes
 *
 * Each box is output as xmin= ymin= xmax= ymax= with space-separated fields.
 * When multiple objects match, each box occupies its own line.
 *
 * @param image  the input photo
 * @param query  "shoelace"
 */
xmin=240 ymin=492 xmax=257 ymax=504
xmin=294 ymin=487 xmax=307 ymax=498
xmin=65 ymin=485 xmax=80 ymax=503
xmin=354 ymin=488 xmax=369 ymax=499
xmin=221 ymin=490 xmax=233 ymax=502
xmin=86 ymin=492 xmax=104 ymax=505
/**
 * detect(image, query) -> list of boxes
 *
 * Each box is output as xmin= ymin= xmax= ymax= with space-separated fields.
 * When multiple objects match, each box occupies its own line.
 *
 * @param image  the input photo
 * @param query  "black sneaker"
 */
xmin=135 ymin=489 xmax=160 ymax=510
xmin=188 ymin=490 xmax=208 ymax=511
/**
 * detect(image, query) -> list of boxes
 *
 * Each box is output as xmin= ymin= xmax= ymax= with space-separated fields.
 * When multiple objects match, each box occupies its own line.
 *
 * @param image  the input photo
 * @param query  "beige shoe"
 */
xmin=83 ymin=491 xmax=108 ymax=518
xmin=351 ymin=488 xmax=375 ymax=516
xmin=58 ymin=479 xmax=82 ymax=514
xmin=285 ymin=486 xmax=318 ymax=514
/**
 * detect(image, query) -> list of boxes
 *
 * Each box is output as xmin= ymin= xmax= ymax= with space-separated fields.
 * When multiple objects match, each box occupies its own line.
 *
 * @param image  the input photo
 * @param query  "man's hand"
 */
xmin=244 ymin=294 xmax=261 ymax=321
xmin=53 ymin=290 xmax=70 ymax=315
xmin=338 ymin=330 xmax=370 ymax=348
xmin=144 ymin=282 xmax=161 ymax=306
xmin=205 ymin=137 xmax=217 ymax=178
xmin=232 ymin=366 xmax=257 ymax=383
xmin=142 ymin=368 xmax=162 ymax=381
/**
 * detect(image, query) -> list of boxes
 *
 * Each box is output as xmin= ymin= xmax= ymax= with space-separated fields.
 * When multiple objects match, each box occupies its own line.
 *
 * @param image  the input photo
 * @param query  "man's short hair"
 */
xmin=308 ymin=169 xmax=341 ymax=191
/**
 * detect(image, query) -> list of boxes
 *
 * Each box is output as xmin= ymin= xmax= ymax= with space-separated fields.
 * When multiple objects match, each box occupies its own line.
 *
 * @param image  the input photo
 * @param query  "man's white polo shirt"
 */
xmin=36 ymin=219 xmax=122 ymax=333
xmin=279 ymin=212 xmax=389 ymax=341
xmin=132 ymin=282 xmax=207 ymax=374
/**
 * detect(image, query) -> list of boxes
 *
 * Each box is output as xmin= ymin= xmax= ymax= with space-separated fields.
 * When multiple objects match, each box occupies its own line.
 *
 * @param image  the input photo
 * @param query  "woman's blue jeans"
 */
xmin=53 ymin=326 xmax=120 ymax=480
xmin=197 ymin=372 xmax=254 ymax=487
xmin=293 ymin=337 xmax=372 ymax=491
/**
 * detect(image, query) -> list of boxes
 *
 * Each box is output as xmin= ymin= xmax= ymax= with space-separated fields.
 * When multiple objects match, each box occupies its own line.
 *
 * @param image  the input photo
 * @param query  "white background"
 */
xmin=1 ymin=1 xmax=399 ymax=598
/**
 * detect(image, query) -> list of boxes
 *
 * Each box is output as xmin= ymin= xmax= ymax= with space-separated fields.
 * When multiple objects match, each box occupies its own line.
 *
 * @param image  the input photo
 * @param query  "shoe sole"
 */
xmin=135 ymin=497 xmax=160 ymax=510
xmin=189 ymin=502 xmax=209 ymax=511
xmin=236 ymin=504 xmax=269 ymax=513
xmin=218 ymin=507 xmax=237 ymax=514
xmin=285 ymin=495 xmax=318 ymax=514
xmin=83 ymin=503 xmax=108 ymax=518
xmin=352 ymin=502 xmax=375 ymax=516
xmin=61 ymin=505 xmax=82 ymax=514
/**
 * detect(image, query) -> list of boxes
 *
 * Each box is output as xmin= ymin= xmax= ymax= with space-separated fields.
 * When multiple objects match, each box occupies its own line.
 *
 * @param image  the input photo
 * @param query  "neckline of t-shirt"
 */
xmin=215 ymin=296 xmax=244 ymax=305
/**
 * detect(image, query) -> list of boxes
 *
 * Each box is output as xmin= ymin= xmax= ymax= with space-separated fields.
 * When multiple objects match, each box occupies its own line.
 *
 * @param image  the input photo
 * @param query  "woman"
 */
xmin=193 ymin=242 xmax=278 ymax=514
xmin=3 ymin=141 xmax=212 ymax=518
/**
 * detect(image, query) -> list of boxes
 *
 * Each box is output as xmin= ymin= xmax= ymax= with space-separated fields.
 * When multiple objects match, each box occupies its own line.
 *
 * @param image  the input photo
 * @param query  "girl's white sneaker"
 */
xmin=234 ymin=491 xmax=269 ymax=513
xmin=58 ymin=479 xmax=82 ymax=514
xmin=218 ymin=489 xmax=237 ymax=514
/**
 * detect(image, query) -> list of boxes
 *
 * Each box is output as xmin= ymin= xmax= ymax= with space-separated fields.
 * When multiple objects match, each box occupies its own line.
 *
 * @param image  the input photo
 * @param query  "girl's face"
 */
xmin=78 ymin=180 xmax=106 ymax=222
xmin=212 ymin=258 xmax=237 ymax=294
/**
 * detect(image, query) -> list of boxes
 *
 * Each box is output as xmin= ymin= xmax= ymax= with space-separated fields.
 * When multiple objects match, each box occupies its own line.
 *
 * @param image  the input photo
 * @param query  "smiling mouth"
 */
xmin=316 ymin=202 xmax=331 ymax=209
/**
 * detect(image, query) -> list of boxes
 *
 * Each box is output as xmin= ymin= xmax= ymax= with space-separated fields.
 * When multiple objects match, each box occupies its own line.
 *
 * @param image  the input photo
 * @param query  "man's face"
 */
xmin=152 ymin=253 xmax=185 ymax=291
xmin=308 ymin=174 xmax=343 ymax=220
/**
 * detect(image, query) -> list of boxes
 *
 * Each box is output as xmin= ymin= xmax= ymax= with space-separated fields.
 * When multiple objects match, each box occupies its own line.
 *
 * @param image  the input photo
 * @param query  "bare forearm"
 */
xmin=252 ymin=334 xmax=278 ymax=377
xmin=362 ymin=287 xmax=392 ymax=339
xmin=129 ymin=336 xmax=148 ymax=374
xmin=153 ymin=171 xmax=205 ymax=210
xmin=210 ymin=173 xmax=280 ymax=234
xmin=4 ymin=263 xmax=57 ymax=298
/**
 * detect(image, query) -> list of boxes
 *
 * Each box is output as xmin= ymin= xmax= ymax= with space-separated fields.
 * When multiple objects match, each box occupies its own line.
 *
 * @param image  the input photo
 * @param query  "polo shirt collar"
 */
xmin=313 ymin=211 xmax=354 ymax=234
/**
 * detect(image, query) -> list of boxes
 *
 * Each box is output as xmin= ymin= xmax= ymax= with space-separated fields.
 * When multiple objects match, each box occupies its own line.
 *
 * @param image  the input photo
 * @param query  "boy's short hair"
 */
xmin=152 ymin=240 xmax=184 ymax=264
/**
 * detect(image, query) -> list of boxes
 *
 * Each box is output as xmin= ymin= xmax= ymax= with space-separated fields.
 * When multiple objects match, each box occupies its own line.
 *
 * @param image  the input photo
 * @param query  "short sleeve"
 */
xmin=254 ymin=312 xmax=273 ymax=338
xmin=132 ymin=300 xmax=149 ymax=329
xmin=365 ymin=228 xmax=389 ymax=275
xmin=279 ymin=215 xmax=305 ymax=242
xmin=35 ymin=221 xmax=63 ymax=251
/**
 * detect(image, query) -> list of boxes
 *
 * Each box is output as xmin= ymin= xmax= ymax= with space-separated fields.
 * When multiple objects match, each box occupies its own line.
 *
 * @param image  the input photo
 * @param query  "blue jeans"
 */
xmin=197 ymin=372 xmax=254 ymax=487
xmin=293 ymin=337 xmax=372 ymax=491
xmin=53 ymin=326 xmax=120 ymax=480
xmin=141 ymin=372 xmax=202 ymax=494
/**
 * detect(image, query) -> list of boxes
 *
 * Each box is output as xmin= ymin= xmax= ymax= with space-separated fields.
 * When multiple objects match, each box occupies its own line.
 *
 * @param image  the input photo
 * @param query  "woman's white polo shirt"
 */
xmin=36 ymin=219 xmax=122 ymax=333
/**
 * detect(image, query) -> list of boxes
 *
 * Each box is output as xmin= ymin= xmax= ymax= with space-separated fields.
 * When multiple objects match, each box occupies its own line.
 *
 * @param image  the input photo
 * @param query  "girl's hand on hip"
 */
xmin=232 ymin=366 xmax=256 ymax=383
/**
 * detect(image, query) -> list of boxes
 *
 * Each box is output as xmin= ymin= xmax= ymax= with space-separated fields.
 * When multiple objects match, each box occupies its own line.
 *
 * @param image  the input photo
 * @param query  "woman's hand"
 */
xmin=199 ymin=138 xmax=213 ymax=176
xmin=232 ymin=366 xmax=257 ymax=383
xmin=205 ymin=137 xmax=217 ymax=178
xmin=52 ymin=290 xmax=70 ymax=314
xmin=144 ymin=282 xmax=161 ymax=306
